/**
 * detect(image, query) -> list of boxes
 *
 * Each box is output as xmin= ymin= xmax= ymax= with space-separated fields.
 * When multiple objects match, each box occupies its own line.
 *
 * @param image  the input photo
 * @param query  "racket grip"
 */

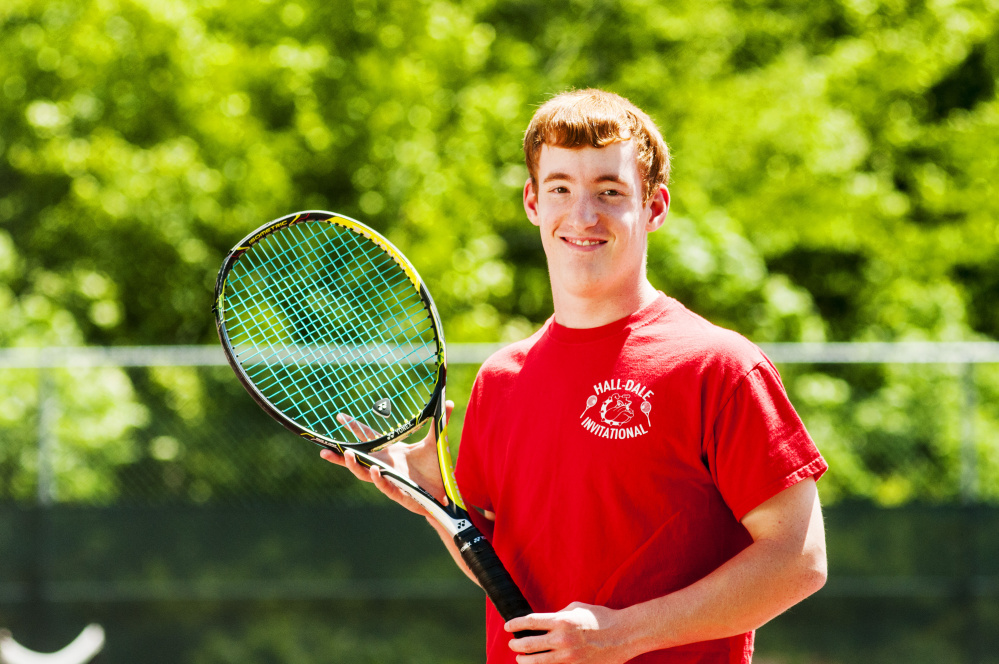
xmin=454 ymin=526 xmax=545 ymax=639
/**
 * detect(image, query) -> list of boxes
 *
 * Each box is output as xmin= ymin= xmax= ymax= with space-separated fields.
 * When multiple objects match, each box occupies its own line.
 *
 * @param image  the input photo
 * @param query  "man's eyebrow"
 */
xmin=541 ymin=172 xmax=627 ymax=184
xmin=542 ymin=171 xmax=573 ymax=183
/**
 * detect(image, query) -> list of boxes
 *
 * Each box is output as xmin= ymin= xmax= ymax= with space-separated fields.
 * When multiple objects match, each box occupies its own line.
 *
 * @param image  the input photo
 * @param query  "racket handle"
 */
xmin=454 ymin=526 xmax=545 ymax=639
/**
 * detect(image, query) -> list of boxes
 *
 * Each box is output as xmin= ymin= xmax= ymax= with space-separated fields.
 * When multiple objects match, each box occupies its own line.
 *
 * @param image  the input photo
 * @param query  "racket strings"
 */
xmin=251 ymin=225 xmax=437 ymax=423
xmin=233 ymin=227 xmax=417 ymax=363
xmin=229 ymin=269 xmax=423 ymax=371
xmin=223 ymin=219 xmax=440 ymax=440
xmin=234 ymin=230 xmax=438 ymax=430
xmin=233 ymin=227 xmax=434 ymax=409
xmin=254 ymin=222 xmax=426 ymax=351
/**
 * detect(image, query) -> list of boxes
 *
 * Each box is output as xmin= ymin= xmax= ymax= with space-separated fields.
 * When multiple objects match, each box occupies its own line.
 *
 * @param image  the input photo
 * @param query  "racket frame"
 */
xmin=213 ymin=210 xmax=467 ymax=530
xmin=214 ymin=210 xmax=539 ymax=634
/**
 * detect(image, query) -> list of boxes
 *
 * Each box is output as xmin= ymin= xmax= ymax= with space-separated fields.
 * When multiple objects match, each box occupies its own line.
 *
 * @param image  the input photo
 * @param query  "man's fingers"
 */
xmin=505 ymin=615 xmax=554 ymax=658
xmin=370 ymin=464 xmax=431 ymax=516
xmin=319 ymin=448 xmax=379 ymax=484
xmin=320 ymin=448 xmax=413 ymax=506
xmin=506 ymin=614 xmax=551 ymax=634
xmin=319 ymin=448 xmax=344 ymax=467
xmin=370 ymin=464 xmax=403 ymax=499
xmin=337 ymin=413 xmax=380 ymax=442
xmin=507 ymin=633 xmax=549 ymax=656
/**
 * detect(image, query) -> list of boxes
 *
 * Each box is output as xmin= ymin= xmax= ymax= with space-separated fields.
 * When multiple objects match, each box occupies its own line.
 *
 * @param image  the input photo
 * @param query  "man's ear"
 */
xmin=523 ymin=178 xmax=541 ymax=227
xmin=645 ymin=184 xmax=670 ymax=232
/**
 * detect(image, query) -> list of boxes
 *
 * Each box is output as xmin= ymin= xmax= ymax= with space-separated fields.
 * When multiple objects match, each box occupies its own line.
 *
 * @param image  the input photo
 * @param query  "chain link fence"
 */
xmin=2 ymin=342 xmax=997 ymax=507
xmin=0 ymin=345 xmax=506 ymax=506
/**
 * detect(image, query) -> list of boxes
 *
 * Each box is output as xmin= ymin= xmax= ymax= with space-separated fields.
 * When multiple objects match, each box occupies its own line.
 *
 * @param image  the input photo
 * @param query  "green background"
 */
xmin=2 ymin=0 xmax=999 ymax=661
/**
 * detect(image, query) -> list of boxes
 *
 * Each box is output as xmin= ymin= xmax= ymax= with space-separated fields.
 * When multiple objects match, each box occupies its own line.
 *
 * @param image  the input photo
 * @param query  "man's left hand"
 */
xmin=505 ymin=603 xmax=639 ymax=664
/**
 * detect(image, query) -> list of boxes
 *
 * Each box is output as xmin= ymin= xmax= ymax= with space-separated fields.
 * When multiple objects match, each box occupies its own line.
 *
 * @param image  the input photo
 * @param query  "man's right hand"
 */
xmin=318 ymin=401 xmax=454 ymax=516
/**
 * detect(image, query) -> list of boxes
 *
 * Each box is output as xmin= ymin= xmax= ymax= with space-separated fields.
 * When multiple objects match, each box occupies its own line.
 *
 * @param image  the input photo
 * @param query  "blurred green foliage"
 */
xmin=1 ymin=0 xmax=998 ymax=505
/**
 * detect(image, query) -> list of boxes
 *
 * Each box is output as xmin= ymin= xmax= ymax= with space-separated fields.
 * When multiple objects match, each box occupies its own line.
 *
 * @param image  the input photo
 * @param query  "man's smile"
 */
xmin=562 ymin=237 xmax=607 ymax=247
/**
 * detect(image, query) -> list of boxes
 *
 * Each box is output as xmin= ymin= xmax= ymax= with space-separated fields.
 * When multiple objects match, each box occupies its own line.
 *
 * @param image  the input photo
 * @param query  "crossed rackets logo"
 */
xmin=579 ymin=378 xmax=653 ymax=439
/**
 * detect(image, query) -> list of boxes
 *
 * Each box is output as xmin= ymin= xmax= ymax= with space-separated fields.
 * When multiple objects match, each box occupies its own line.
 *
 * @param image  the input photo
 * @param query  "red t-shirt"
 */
xmin=455 ymin=294 xmax=827 ymax=663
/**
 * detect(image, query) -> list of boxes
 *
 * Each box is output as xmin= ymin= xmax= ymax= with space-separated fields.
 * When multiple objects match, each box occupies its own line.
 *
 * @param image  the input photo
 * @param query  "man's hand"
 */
xmin=505 ymin=603 xmax=639 ymax=664
xmin=318 ymin=401 xmax=454 ymax=515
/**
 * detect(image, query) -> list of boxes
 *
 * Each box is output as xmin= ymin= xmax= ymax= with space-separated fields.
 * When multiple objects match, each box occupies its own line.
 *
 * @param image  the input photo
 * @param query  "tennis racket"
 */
xmin=213 ymin=210 xmax=538 ymax=634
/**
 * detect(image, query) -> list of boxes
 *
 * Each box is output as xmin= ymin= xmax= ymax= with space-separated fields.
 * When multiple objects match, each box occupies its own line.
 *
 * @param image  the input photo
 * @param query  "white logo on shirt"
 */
xmin=579 ymin=379 xmax=653 ymax=439
xmin=600 ymin=393 xmax=634 ymax=426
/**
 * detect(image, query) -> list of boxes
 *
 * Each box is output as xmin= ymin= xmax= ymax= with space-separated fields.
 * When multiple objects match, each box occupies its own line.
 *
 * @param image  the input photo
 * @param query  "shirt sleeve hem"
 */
xmin=731 ymin=455 xmax=828 ymax=522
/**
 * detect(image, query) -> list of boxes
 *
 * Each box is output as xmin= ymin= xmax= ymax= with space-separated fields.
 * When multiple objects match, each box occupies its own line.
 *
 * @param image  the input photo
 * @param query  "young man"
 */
xmin=324 ymin=89 xmax=828 ymax=663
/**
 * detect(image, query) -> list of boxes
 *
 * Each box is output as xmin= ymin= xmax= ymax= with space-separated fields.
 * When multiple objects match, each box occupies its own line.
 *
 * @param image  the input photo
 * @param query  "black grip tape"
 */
xmin=454 ymin=526 xmax=546 ymax=639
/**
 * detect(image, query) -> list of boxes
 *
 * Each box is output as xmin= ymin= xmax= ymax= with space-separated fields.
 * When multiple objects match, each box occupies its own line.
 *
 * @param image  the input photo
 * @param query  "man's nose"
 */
xmin=569 ymin=196 xmax=599 ymax=229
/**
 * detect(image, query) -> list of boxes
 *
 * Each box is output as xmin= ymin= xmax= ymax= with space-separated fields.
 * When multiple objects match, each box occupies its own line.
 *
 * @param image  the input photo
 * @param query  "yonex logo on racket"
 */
xmin=579 ymin=378 xmax=653 ymax=440
xmin=373 ymin=398 xmax=392 ymax=418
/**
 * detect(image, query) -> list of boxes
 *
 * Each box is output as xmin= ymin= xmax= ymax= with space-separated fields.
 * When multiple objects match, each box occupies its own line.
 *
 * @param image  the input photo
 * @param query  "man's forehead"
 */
xmin=537 ymin=140 xmax=640 ymax=178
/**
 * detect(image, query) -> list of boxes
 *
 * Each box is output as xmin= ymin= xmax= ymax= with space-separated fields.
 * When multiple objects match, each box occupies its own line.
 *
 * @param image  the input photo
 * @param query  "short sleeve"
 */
xmin=708 ymin=360 xmax=827 ymax=521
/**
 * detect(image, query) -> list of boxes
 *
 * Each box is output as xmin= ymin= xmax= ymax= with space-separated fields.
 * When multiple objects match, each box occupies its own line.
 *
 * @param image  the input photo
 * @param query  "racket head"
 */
xmin=213 ymin=210 xmax=446 ymax=454
xmin=214 ymin=213 xmax=533 ymax=622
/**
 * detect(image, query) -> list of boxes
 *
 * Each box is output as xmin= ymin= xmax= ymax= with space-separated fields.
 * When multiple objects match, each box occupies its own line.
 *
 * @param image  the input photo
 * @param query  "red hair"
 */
xmin=523 ymin=89 xmax=671 ymax=202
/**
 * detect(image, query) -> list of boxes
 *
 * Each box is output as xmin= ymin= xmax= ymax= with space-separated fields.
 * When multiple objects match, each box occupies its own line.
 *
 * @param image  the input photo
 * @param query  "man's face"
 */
xmin=523 ymin=140 xmax=668 ymax=306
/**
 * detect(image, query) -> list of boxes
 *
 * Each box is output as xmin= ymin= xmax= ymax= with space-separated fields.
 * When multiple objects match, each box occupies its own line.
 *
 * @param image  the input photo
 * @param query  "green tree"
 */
xmin=1 ymin=0 xmax=997 ymax=505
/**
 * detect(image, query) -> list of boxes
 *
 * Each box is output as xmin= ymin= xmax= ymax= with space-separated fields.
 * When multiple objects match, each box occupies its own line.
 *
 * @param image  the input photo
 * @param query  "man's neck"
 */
xmin=551 ymin=280 xmax=661 ymax=329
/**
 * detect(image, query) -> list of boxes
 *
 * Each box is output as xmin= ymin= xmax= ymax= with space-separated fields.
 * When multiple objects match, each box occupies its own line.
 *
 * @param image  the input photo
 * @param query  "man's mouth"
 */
xmin=562 ymin=237 xmax=606 ymax=247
